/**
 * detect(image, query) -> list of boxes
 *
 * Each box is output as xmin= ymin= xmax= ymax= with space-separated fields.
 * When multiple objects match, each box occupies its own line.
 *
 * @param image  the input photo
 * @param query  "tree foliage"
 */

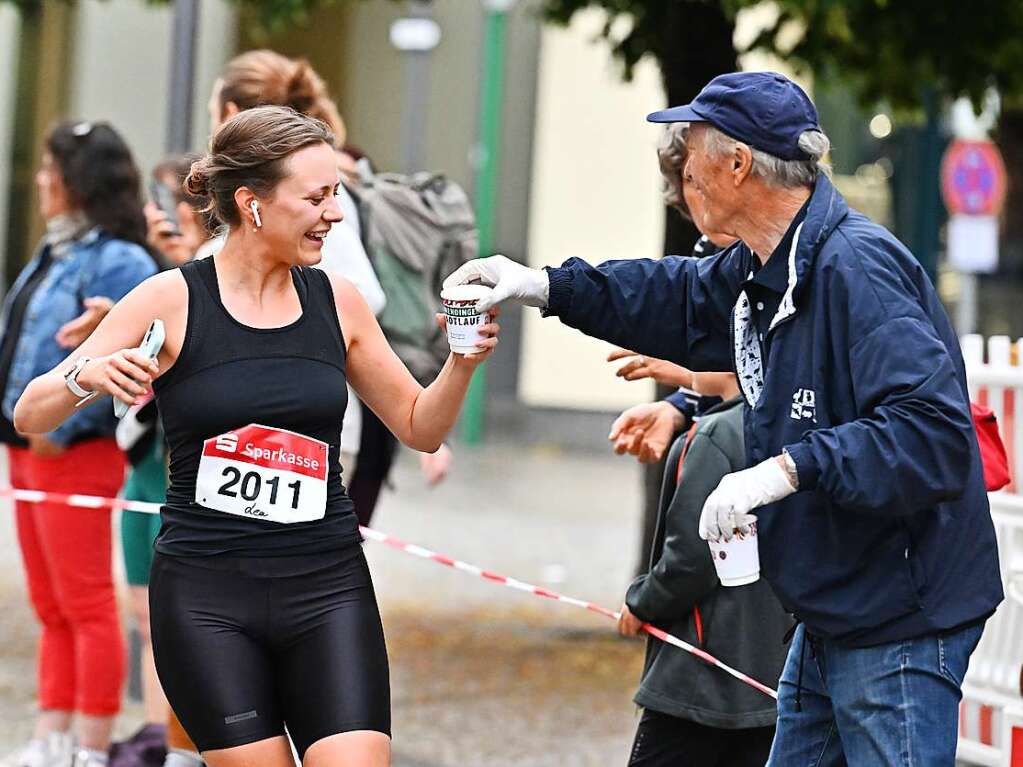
xmin=541 ymin=0 xmax=736 ymax=104
xmin=540 ymin=0 xmax=1023 ymax=112
xmin=727 ymin=0 xmax=1023 ymax=112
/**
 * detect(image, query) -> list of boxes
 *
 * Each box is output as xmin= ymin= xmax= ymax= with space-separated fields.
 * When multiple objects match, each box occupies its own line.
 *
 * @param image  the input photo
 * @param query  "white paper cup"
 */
xmin=707 ymin=524 xmax=761 ymax=587
xmin=441 ymin=284 xmax=493 ymax=354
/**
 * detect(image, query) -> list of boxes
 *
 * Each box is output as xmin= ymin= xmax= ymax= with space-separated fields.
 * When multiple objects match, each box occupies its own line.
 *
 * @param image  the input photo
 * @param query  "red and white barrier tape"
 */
xmin=0 ymin=486 xmax=160 ymax=513
xmin=0 ymin=485 xmax=778 ymax=700
xmin=359 ymin=526 xmax=778 ymax=699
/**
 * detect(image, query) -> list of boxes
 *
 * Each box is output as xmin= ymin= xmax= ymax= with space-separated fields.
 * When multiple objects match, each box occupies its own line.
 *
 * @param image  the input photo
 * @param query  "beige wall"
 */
xmin=518 ymin=9 xmax=662 ymax=411
xmin=68 ymin=0 xmax=235 ymax=178
xmin=331 ymin=4 xmax=405 ymax=175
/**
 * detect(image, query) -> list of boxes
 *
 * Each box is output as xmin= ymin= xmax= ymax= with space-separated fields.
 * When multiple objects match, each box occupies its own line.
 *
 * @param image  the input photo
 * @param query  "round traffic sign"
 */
xmin=941 ymin=139 xmax=1007 ymax=216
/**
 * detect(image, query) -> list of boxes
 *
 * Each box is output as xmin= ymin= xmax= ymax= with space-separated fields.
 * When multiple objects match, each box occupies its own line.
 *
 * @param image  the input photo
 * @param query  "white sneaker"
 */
xmin=163 ymin=753 xmax=204 ymax=767
xmin=1 ymin=732 xmax=74 ymax=767
xmin=70 ymin=748 xmax=108 ymax=767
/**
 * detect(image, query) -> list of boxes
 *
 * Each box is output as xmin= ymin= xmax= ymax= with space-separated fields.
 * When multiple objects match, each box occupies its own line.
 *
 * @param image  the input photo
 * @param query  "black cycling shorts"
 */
xmin=149 ymin=547 xmax=390 ymax=757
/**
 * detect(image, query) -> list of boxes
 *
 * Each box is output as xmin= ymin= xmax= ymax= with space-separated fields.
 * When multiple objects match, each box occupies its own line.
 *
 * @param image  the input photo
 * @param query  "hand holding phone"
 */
xmin=114 ymin=319 xmax=165 ymax=418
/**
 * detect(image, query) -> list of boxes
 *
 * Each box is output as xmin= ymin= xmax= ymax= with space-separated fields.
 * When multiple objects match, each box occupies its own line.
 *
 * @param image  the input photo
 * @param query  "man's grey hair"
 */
xmin=700 ymin=125 xmax=831 ymax=189
xmin=656 ymin=123 xmax=691 ymax=219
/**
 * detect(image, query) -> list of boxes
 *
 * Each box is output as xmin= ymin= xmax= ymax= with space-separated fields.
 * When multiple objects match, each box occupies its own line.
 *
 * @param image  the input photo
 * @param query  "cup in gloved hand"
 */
xmin=441 ymin=284 xmax=494 ymax=354
xmin=707 ymin=524 xmax=760 ymax=587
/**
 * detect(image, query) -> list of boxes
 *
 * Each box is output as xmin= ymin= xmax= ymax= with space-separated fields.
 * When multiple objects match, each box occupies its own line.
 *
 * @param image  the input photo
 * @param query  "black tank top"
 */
xmin=153 ymin=257 xmax=360 ymax=558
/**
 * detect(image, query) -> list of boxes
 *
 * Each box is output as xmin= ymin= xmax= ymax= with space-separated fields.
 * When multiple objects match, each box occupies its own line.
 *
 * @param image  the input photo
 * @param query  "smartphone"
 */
xmin=115 ymin=319 xmax=165 ymax=418
xmin=149 ymin=180 xmax=182 ymax=237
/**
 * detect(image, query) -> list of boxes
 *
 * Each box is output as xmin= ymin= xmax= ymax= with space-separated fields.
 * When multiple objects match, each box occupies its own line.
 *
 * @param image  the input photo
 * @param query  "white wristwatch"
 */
xmin=64 ymin=356 xmax=97 ymax=405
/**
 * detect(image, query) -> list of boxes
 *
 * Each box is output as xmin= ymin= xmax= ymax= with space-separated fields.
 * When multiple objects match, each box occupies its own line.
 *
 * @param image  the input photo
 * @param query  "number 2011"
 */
xmin=218 ymin=467 xmax=301 ymax=509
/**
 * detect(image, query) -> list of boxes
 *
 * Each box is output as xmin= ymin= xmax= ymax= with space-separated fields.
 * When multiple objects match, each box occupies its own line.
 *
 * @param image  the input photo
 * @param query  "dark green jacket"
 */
xmin=626 ymin=397 xmax=792 ymax=729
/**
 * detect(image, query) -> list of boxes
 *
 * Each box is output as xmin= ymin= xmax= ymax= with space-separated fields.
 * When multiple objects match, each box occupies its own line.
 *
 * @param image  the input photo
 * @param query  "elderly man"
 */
xmin=445 ymin=71 xmax=1003 ymax=765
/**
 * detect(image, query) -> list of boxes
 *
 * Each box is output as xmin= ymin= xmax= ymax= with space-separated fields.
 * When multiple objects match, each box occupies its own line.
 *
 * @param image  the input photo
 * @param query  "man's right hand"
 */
xmin=443 ymin=255 xmax=549 ymax=312
xmin=608 ymin=401 xmax=685 ymax=464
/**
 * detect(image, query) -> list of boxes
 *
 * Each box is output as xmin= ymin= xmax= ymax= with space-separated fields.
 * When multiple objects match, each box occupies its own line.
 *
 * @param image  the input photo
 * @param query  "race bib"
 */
xmin=195 ymin=424 xmax=329 ymax=524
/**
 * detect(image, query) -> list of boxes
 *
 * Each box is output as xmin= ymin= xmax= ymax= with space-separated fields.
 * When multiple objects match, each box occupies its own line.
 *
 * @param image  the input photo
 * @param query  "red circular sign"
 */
xmin=941 ymin=139 xmax=1007 ymax=216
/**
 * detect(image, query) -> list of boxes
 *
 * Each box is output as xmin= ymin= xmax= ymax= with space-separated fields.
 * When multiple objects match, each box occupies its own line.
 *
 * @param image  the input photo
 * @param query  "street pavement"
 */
xmin=0 ymin=437 xmax=651 ymax=766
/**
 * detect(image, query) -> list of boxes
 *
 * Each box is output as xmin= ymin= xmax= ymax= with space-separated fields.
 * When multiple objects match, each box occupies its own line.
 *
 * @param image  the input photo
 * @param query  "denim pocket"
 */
xmin=937 ymin=622 xmax=985 ymax=687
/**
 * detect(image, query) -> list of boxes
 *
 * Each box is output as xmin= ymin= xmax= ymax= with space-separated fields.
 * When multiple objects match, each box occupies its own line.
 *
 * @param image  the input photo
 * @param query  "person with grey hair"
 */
xmin=445 ymin=71 xmax=1002 ymax=765
xmin=656 ymin=122 xmax=735 ymax=256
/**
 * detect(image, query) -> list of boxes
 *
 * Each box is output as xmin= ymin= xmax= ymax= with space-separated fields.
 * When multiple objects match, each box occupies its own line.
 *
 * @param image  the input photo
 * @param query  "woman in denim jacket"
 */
xmin=0 ymin=120 xmax=157 ymax=767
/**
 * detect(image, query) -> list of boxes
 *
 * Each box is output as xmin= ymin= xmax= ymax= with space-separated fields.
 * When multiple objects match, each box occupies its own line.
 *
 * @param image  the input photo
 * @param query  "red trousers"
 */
xmin=9 ymin=439 xmax=126 ymax=716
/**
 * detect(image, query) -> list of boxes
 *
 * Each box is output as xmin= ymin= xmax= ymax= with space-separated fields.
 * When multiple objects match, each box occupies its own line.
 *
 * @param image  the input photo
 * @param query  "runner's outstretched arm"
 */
xmin=329 ymin=274 xmax=499 ymax=454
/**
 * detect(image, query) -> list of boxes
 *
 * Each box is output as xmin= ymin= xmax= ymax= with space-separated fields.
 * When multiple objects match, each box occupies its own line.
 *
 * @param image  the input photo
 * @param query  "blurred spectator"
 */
xmin=0 ymin=120 xmax=157 ymax=767
xmin=616 ymin=373 xmax=790 ymax=767
xmin=144 ymin=155 xmax=214 ymax=268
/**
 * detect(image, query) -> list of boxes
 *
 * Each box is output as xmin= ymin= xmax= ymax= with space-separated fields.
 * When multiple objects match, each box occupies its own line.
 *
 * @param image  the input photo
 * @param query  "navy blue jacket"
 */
xmin=545 ymin=174 xmax=1002 ymax=645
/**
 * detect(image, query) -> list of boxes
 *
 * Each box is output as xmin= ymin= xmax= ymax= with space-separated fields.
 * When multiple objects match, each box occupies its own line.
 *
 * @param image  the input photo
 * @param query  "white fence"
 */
xmin=959 ymin=335 xmax=1023 ymax=767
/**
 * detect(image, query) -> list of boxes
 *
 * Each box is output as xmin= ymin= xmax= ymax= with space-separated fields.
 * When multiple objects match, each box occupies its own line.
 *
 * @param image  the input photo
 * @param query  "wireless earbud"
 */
xmin=250 ymin=200 xmax=262 ymax=229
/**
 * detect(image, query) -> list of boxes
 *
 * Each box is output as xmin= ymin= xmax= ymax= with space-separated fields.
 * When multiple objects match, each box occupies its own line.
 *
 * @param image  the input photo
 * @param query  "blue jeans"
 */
xmin=767 ymin=621 xmax=985 ymax=767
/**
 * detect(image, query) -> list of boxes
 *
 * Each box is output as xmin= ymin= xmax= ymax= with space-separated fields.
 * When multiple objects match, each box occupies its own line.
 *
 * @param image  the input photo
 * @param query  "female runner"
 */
xmin=14 ymin=106 xmax=499 ymax=767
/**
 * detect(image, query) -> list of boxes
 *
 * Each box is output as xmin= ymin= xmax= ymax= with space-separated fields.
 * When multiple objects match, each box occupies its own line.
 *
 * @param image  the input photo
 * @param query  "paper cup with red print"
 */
xmin=441 ymin=284 xmax=493 ymax=354
xmin=707 ymin=523 xmax=761 ymax=587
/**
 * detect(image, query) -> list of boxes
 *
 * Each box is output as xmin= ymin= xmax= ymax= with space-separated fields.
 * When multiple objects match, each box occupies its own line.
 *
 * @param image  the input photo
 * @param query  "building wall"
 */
xmin=331 ymin=4 xmax=406 ymax=175
xmin=1 ymin=4 xmax=76 ymax=277
xmin=67 ymin=0 xmax=235 ymax=179
xmin=259 ymin=1 xmax=486 ymax=191
xmin=488 ymin=4 xmax=543 ymax=398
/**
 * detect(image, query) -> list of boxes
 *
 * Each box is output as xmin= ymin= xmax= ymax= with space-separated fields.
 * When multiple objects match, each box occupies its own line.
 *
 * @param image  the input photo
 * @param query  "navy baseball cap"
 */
xmin=647 ymin=71 xmax=820 ymax=161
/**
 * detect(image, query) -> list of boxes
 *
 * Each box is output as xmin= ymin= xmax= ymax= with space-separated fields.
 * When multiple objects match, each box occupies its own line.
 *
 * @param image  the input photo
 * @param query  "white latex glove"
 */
xmin=442 ymin=255 xmax=549 ymax=312
xmin=699 ymin=457 xmax=796 ymax=542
